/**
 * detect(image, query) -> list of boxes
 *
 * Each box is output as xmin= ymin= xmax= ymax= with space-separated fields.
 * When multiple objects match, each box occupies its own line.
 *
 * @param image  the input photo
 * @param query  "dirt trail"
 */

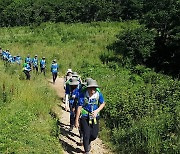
xmin=49 ymin=77 xmax=111 ymax=154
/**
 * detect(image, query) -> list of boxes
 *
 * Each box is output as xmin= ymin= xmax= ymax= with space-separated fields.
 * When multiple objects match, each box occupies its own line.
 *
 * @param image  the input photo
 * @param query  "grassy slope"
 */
xmin=0 ymin=21 xmax=179 ymax=153
xmin=0 ymin=21 xmax=138 ymax=73
xmin=0 ymin=62 xmax=62 ymax=153
xmin=0 ymin=21 xmax=128 ymax=153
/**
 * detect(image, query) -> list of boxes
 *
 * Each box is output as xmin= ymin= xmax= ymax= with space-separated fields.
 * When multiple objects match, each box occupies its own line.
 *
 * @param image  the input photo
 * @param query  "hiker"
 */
xmin=65 ymin=69 xmax=73 ymax=81
xmin=32 ymin=55 xmax=38 ymax=73
xmin=6 ymin=49 xmax=10 ymax=61
xmin=12 ymin=56 xmax=17 ymax=63
xmin=8 ymin=54 xmax=13 ymax=63
xmin=66 ymin=77 xmax=80 ymax=131
xmin=75 ymin=80 xmax=105 ymax=154
xmin=23 ymin=61 xmax=31 ymax=80
xmin=64 ymin=69 xmax=73 ymax=89
xmin=16 ymin=55 xmax=21 ymax=65
xmin=25 ymin=54 xmax=32 ymax=66
xmin=51 ymin=59 xmax=58 ymax=84
xmin=64 ymin=69 xmax=73 ymax=104
xmin=2 ymin=50 xmax=7 ymax=61
xmin=40 ymin=57 xmax=46 ymax=76
xmin=80 ymin=78 xmax=101 ymax=95
xmin=72 ymin=72 xmax=82 ymax=87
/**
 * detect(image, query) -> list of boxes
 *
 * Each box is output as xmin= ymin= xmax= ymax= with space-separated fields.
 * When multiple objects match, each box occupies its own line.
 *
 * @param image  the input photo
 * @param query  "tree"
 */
xmin=141 ymin=0 xmax=180 ymax=76
xmin=112 ymin=25 xmax=156 ymax=65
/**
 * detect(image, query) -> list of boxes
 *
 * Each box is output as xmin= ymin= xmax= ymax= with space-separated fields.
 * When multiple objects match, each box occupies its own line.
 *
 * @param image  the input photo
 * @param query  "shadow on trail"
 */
xmin=58 ymin=121 xmax=80 ymax=138
xmin=59 ymin=139 xmax=83 ymax=154
xmin=57 ymin=121 xmax=83 ymax=153
xmin=58 ymin=104 xmax=70 ymax=113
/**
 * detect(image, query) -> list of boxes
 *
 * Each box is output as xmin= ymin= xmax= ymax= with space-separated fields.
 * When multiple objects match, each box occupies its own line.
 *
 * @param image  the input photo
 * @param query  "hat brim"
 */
xmin=72 ymin=75 xmax=78 ymax=77
xmin=69 ymin=81 xmax=79 ymax=86
xmin=87 ymin=85 xmax=99 ymax=88
xmin=81 ymin=82 xmax=87 ymax=85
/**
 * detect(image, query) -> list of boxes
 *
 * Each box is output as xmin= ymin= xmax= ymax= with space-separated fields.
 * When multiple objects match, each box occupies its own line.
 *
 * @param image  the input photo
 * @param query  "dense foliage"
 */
xmin=108 ymin=25 xmax=156 ymax=65
xmin=0 ymin=0 xmax=122 ymax=26
xmin=80 ymin=63 xmax=180 ymax=153
xmin=0 ymin=0 xmax=179 ymax=76
xmin=141 ymin=0 xmax=180 ymax=76
xmin=0 ymin=4 xmax=179 ymax=153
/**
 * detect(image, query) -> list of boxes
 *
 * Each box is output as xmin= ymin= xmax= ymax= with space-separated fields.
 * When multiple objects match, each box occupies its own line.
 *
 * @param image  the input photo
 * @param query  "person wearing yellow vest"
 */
xmin=75 ymin=80 xmax=105 ymax=154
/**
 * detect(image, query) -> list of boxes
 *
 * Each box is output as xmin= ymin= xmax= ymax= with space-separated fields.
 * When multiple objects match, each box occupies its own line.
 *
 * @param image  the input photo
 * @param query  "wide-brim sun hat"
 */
xmin=87 ymin=80 xmax=99 ymax=88
xmin=85 ymin=77 xmax=93 ymax=83
xmin=72 ymin=72 xmax=78 ymax=77
xmin=82 ymin=77 xmax=93 ymax=86
xmin=67 ymin=68 xmax=72 ymax=73
xmin=69 ymin=77 xmax=79 ymax=86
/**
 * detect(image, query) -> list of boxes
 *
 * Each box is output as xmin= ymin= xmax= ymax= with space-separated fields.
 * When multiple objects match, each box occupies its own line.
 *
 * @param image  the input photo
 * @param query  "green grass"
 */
xmin=0 ymin=21 xmax=179 ymax=153
xmin=0 ymin=61 xmax=62 ymax=153
xmin=0 ymin=21 xmax=138 ymax=74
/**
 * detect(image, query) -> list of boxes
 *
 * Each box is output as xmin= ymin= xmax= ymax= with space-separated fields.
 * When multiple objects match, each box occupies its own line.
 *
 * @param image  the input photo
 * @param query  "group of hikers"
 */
xmin=64 ymin=69 xmax=105 ymax=154
xmin=0 ymin=48 xmax=59 ymax=83
xmin=0 ymin=47 xmax=105 ymax=154
xmin=0 ymin=48 xmax=22 ymax=64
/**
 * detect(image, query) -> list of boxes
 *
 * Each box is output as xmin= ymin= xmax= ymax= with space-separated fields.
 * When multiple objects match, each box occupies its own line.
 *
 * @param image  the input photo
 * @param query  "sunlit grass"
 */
xmin=0 ymin=21 xmax=179 ymax=153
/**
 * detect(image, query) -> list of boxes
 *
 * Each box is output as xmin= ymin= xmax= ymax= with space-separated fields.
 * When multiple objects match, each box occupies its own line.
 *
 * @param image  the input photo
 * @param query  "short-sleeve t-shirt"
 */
xmin=78 ymin=91 xmax=104 ymax=117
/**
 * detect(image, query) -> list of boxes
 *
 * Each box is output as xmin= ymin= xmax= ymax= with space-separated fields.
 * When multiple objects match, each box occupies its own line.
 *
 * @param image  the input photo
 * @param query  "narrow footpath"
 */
xmin=49 ymin=77 xmax=111 ymax=154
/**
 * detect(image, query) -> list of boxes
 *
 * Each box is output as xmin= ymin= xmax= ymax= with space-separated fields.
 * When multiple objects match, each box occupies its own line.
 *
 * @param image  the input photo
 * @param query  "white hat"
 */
xmin=67 ymin=68 xmax=72 ymax=73
xmin=69 ymin=77 xmax=79 ymax=86
xmin=72 ymin=72 xmax=78 ymax=77
xmin=87 ymin=80 xmax=99 ymax=88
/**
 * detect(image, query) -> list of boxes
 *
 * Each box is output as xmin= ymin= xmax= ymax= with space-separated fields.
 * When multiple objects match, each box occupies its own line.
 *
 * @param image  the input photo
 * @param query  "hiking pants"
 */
xmin=23 ymin=70 xmax=30 ymax=80
xmin=33 ymin=66 xmax=38 ymax=73
xmin=52 ymin=72 xmax=57 ymax=83
xmin=69 ymin=100 xmax=78 ymax=127
xmin=80 ymin=116 xmax=99 ymax=152
xmin=69 ymin=103 xmax=75 ymax=127
xmin=40 ymin=68 xmax=45 ymax=76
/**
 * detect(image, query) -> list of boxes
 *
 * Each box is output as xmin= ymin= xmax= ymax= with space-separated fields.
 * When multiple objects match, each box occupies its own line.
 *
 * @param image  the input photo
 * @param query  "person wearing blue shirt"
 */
xmin=25 ymin=54 xmax=32 ymax=66
xmin=23 ymin=62 xmax=31 ymax=80
xmin=32 ymin=55 xmax=38 ymax=73
xmin=6 ymin=50 xmax=10 ymax=60
xmin=16 ymin=55 xmax=21 ymax=65
xmin=2 ymin=50 xmax=6 ymax=60
xmin=66 ymin=77 xmax=80 ymax=131
xmin=8 ymin=54 xmax=13 ymax=63
xmin=40 ymin=57 xmax=46 ymax=76
xmin=51 ymin=59 xmax=58 ymax=84
xmin=75 ymin=80 xmax=105 ymax=154
xmin=12 ymin=56 xmax=17 ymax=63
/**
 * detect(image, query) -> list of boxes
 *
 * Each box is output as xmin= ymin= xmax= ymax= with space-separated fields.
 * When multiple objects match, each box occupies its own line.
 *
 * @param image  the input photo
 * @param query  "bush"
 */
xmin=112 ymin=25 xmax=156 ymax=65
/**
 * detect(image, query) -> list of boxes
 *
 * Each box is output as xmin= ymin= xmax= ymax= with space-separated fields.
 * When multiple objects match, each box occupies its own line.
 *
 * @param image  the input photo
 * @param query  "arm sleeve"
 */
xmin=78 ymin=93 xmax=84 ymax=106
xmin=99 ymin=92 xmax=104 ymax=104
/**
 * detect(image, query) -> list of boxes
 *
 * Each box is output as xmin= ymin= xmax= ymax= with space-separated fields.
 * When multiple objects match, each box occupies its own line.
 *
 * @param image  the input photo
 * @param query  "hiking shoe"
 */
xmin=69 ymin=126 xmax=73 ymax=131
xmin=79 ymin=137 xmax=83 ymax=146
xmin=88 ymin=144 xmax=91 ymax=152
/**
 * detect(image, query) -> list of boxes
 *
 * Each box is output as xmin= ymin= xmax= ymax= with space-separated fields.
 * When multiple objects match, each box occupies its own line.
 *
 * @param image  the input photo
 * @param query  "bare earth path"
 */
xmin=49 ymin=77 xmax=111 ymax=154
